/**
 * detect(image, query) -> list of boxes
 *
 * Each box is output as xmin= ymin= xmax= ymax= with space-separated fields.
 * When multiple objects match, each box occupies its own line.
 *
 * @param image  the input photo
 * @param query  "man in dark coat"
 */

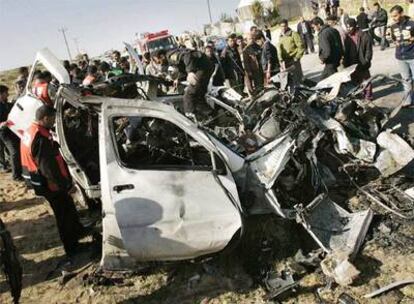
xmin=256 ymin=32 xmax=280 ymax=85
xmin=371 ymin=2 xmax=389 ymax=50
xmin=312 ymin=17 xmax=344 ymax=80
xmin=357 ymin=7 xmax=370 ymax=31
xmin=221 ymin=33 xmax=245 ymax=92
xmin=243 ymin=33 xmax=264 ymax=96
xmin=153 ymin=49 xmax=214 ymax=116
xmin=343 ymin=18 xmax=374 ymax=100
xmin=297 ymin=16 xmax=315 ymax=54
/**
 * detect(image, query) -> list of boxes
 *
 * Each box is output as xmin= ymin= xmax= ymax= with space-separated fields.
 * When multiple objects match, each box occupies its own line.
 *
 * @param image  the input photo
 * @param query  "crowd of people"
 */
xmin=0 ymin=2 xmax=414 ymax=261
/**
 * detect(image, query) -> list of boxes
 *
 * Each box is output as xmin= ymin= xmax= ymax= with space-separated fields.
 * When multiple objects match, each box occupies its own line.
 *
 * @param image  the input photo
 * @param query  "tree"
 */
xmin=220 ymin=13 xmax=234 ymax=23
xmin=251 ymin=0 xmax=264 ymax=26
xmin=264 ymin=0 xmax=281 ymax=27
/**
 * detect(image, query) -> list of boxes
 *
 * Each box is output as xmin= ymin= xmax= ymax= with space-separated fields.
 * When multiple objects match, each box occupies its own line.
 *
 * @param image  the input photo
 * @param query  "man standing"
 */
xmin=326 ymin=15 xmax=347 ymax=48
xmin=21 ymin=106 xmax=87 ymax=257
xmin=390 ymin=5 xmax=414 ymax=107
xmin=205 ymin=45 xmax=225 ymax=86
xmin=371 ymin=2 xmax=389 ymax=51
xmin=243 ymin=33 xmax=264 ymax=96
xmin=0 ymin=85 xmax=22 ymax=180
xmin=256 ymin=32 xmax=280 ymax=85
xmin=277 ymin=19 xmax=305 ymax=88
xmin=297 ymin=16 xmax=315 ymax=54
xmin=14 ymin=67 xmax=28 ymax=96
xmin=343 ymin=18 xmax=374 ymax=101
xmin=312 ymin=17 xmax=343 ymax=80
xmin=357 ymin=7 xmax=370 ymax=31
xmin=329 ymin=0 xmax=340 ymax=17
xmin=221 ymin=33 xmax=245 ymax=92
xmin=264 ymin=25 xmax=272 ymax=41
xmin=339 ymin=8 xmax=350 ymax=31
xmin=153 ymin=49 xmax=214 ymax=116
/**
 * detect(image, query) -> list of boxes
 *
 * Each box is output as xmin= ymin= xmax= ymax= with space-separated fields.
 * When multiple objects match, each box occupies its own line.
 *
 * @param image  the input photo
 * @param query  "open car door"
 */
xmin=100 ymin=99 xmax=243 ymax=270
xmin=7 ymin=48 xmax=70 ymax=137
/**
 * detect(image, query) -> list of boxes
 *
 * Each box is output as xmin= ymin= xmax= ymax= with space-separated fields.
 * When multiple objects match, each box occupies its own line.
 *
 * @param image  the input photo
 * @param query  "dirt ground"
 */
xmin=1 ymin=46 xmax=414 ymax=304
xmin=1 ymin=169 xmax=414 ymax=304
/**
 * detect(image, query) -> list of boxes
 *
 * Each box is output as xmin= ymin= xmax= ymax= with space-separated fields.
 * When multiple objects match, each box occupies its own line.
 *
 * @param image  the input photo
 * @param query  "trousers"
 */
xmin=397 ymin=58 xmax=414 ymax=106
xmin=183 ymin=68 xmax=214 ymax=114
xmin=42 ymin=190 xmax=84 ymax=255
xmin=0 ymin=129 xmax=21 ymax=178
xmin=321 ymin=63 xmax=339 ymax=80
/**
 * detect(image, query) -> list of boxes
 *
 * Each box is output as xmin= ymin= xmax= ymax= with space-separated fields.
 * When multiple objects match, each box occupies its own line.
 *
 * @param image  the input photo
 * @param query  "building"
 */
xmin=237 ymin=0 xmax=313 ymax=22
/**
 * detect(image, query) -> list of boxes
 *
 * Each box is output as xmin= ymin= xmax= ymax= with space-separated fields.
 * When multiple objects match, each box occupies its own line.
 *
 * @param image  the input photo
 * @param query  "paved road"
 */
xmin=300 ymin=44 xmax=414 ymax=141
xmin=301 ymin=45 xmax=399 ymax=81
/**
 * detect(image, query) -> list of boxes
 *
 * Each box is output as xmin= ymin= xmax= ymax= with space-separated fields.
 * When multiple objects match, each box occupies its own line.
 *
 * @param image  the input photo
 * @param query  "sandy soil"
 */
xmin=1 ymin=165 xmax=414 ymax=304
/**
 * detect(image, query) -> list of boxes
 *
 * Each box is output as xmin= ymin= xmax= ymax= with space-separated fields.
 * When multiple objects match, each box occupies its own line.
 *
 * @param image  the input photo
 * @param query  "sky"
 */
xmin=0 ymin=0 xmax=240 ymax=71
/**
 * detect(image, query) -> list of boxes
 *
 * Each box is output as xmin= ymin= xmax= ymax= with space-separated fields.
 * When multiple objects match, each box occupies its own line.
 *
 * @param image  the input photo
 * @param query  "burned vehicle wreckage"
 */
xmin=7 ymin=49 xmax=414 ymax=290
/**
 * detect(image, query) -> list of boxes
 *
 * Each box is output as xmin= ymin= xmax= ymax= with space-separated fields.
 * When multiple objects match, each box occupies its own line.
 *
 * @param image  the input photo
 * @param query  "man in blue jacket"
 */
xmin=390 ymin=5 xmax=414 ymax=107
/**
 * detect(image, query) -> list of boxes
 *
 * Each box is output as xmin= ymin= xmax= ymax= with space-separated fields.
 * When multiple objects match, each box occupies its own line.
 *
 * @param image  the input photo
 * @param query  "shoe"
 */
xmin=13 ymin=176 xmax=24 ymax=182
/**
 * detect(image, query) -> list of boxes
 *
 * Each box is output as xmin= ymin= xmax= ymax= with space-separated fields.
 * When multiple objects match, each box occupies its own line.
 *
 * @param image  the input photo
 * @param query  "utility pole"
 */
xmin=73 ymin=37 xmax=81 ymax=55
xmin=58 ymin=27 xmax=72 ymax=61
xmin=206 ymin=0 xmax=213 ymax=24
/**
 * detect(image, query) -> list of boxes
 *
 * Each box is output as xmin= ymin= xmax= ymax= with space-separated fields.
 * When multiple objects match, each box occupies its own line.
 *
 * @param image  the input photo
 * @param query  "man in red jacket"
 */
xmin=21 ymin=105 xmax=87 ymax=257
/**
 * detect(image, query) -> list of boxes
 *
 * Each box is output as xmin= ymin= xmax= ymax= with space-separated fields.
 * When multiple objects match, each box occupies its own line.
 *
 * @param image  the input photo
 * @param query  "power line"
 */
xmin=58 ymin=27 xmax=72 ymax=61
xmin=207 ymin=0 xmax=213 ymax=24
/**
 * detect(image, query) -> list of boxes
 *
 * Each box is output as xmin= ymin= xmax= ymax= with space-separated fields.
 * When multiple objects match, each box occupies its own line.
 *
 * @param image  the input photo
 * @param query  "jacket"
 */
xmin=220 ymin=45 xmax=244 ymax=80
xmin=357 ymin=12 xmax=370 ymax=30
xmin=343 ymin=30 xmax=373 ymax=69
xmin=168 ymin=48 xmax=213 ymax=79
xmin=277 ymin=29 xmax=305 ymax=63
xmin=318 ymin=25 xmax=343 ymax=65
xmin=243 ymin=42 xmax=263 ymax=77
xmin=297 ymin=21 xmax=313 ymax=38
xmin=261 ymin=40 xmax=280 ymax=74
xmin=391 ymin=16 xmax=414 ymax=60
xmin=372 ymin=8 xmax=388 ymax=27
xmin=21 ymin=123 xmax=71 ymax=194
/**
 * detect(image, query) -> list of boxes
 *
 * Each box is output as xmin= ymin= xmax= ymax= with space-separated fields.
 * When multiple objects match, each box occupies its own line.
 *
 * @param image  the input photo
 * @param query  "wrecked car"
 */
xmin=11 ymin=48 xmax=411 ymax=277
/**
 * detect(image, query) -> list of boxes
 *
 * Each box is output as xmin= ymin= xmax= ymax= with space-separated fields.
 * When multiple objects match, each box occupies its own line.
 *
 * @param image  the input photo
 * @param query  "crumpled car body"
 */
xmin=8 ymin=49 xmax=374 ymax=271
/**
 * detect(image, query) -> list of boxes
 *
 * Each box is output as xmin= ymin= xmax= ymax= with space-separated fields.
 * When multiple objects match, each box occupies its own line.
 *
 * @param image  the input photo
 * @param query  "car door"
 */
xmin=8 ymin=48 xmax=70 ymax=137
xmin=100 ymin=99 xmax=243 ymax=269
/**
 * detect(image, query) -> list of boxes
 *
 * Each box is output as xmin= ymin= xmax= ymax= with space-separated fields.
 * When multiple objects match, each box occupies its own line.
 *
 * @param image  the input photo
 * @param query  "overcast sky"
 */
xmin=0 ymin=0 xmax=239 ymax=71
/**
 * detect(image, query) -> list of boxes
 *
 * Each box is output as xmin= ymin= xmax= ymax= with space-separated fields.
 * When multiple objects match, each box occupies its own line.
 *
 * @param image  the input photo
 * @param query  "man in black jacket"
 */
xmin=297 ymin=16 xmax=315 ymax=54
xmin=357 ymin=7 xmax=370 ymax=31
xmin=256 ymin=32 xmax=280 ymax=85
xmin=371 ymin=2 xmax=389 ymax=50
xmin=153 ymin=49 xmax=214 ymax=116
xmin=344 ymin=18 xmax=374 ymax=100
xmin=221 ymin=33 xmax=245 ymax=92
xmin=312 ymin=17 xmax=343 ymax=80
